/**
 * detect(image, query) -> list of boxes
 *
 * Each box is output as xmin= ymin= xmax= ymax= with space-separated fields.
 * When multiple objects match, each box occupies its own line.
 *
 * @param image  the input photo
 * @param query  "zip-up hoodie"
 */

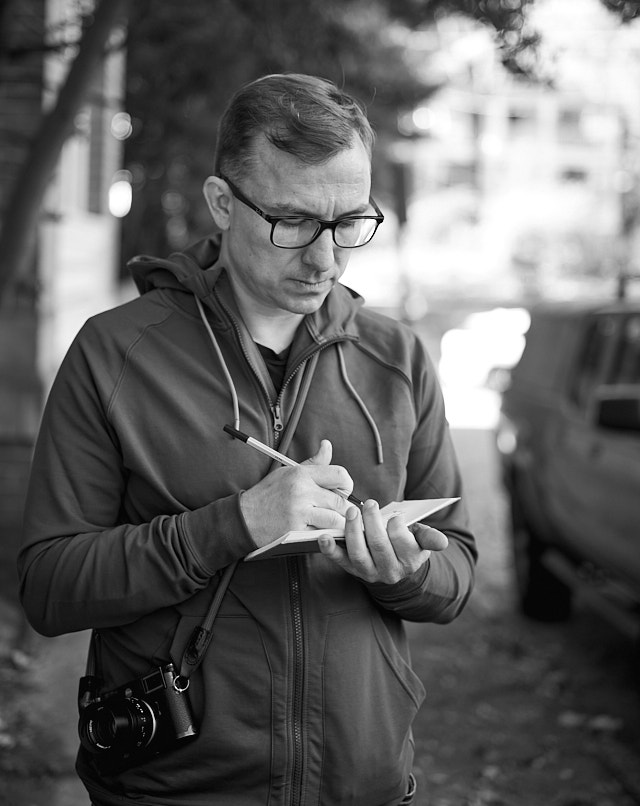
xmin=19 ymin=236 xmax=476 ymax=806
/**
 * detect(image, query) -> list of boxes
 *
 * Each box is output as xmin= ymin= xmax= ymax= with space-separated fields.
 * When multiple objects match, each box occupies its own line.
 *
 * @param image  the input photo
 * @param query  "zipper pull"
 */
xmin=272 ymin=402 xmax=284 ymax=441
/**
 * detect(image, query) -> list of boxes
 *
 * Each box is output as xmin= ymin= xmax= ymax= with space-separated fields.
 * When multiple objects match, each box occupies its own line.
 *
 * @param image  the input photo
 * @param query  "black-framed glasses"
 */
xmin=219 ymin=173 xmax=384 ymax=249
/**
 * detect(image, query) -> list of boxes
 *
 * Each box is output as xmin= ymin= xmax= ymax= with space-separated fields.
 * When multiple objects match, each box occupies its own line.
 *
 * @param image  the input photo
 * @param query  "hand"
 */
xmin=318 ymin=500 xmax=449 ymax=584
xmin=240 ymin=440 xmax=353 ymax=548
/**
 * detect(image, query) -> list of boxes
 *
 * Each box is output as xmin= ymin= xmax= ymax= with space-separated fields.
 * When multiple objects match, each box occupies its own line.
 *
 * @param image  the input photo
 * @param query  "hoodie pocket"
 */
xmin=320 ymin=609 xmax=425 ymax=804
xmin=162 ymin=613 xmax=274 ymax=795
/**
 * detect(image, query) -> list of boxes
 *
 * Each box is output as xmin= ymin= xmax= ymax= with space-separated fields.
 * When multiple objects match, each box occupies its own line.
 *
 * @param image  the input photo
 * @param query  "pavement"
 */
xmin=0 ymin=597 xmax=89 ymax=805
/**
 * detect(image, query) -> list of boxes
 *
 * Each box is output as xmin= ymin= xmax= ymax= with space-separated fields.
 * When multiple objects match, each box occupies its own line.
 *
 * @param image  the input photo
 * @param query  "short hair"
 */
xmin=214 ymin=73 xmax=375 ymax=180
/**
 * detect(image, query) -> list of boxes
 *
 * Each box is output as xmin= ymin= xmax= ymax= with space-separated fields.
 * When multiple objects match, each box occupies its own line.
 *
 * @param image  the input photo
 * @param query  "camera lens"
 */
xmin=80 ymin=697 xmax=157 ymax=754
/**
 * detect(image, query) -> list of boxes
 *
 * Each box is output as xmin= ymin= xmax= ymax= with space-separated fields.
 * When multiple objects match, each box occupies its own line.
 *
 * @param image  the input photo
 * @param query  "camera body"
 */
xmin=78 ymin=662 xmax=197 ymax=774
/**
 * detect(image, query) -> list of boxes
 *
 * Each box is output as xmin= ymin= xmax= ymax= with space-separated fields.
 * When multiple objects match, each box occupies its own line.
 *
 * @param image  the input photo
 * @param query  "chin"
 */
xmin=288 ymin=294 xmax=330 ymax=315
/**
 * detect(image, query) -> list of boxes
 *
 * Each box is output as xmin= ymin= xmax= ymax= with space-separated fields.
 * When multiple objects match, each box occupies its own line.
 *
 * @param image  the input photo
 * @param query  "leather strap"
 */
xmin=177 ymin=560 xmax=238 ymax=684
xmin=84 ymin=561 xmax=238 ymax=688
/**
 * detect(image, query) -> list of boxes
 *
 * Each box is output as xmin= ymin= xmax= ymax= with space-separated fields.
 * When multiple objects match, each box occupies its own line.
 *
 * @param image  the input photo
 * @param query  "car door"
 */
xmin=584 ymin=313 xmax=640 ymax=586
xmin=543 ymin=313 xmax=625 ymax=570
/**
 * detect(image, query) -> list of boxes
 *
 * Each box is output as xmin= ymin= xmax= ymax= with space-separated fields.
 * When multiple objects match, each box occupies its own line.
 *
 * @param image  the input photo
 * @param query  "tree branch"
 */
xmin=0 ymin=0 xmax=132 ymax=303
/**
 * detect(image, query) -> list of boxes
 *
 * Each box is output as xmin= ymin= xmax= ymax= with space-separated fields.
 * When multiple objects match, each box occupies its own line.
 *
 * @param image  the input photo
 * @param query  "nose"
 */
xmin=302 ymin=228 xmax=337 ymax=272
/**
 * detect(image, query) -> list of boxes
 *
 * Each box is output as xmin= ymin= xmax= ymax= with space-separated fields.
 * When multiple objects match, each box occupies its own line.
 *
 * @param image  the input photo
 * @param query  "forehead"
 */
xmin=244 ymin=134 xmax=372 ymax=213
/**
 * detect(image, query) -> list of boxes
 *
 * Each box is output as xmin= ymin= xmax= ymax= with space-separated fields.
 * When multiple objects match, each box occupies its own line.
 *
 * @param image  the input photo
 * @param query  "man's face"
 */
xmin=212 ymin=134 xmax=372 ymax=318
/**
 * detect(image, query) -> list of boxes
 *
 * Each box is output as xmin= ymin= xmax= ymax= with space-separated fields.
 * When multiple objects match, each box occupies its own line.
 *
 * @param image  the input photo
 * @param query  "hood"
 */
xmin=126 ymin=235 xmax=366 ymax=338
xmin=127 ymin=236 xmax=225 ymax=298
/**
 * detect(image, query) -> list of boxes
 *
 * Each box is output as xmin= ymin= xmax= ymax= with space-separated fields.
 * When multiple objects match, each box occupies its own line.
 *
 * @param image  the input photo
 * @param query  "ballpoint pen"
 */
xmin=223 ymin=424 xmax=365 ymax=511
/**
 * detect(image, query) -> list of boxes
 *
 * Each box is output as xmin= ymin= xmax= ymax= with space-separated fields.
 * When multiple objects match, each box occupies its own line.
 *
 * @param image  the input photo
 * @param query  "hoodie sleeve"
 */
xmin=365 ymin=336 xmax=477 ymax=622
xmin=18 ymin=323 xmax=255 ymax=638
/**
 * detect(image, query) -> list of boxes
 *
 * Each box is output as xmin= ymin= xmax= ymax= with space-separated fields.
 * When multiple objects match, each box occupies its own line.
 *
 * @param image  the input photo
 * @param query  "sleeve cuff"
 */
xmin=179 ymin=492 xmax=257 ymax=573
xmin=365 ymin=559 xmax=430 ymax=603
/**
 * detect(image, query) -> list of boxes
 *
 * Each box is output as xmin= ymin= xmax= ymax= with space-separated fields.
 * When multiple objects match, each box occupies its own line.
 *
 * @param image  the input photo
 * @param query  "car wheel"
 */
xmin=509 ymin=489 xmax=572 ymax=622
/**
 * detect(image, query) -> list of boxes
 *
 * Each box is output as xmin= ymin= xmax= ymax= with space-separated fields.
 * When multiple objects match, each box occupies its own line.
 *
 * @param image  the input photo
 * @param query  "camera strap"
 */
xmin=177 ymin=560 xmax=238 ymax=685
xmin=83 ymin=560 xmax=238 ymax=687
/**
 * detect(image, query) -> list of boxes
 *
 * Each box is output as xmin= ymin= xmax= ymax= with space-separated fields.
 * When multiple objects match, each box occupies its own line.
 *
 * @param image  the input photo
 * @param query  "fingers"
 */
xmin=300 ymin=440 xmax=354 ymax=499
xmin=409 ymin=522 xmax=449 ymax=551
xmin=306 ymin=503 xmax=348 ymax=532
xmin=278 ymin=466 xmax=350 ymax=524
xmin=319 ymin=501 xmax=448 ymax=585
xmin=319 ymin=502 xmax=387 ymax=579
xmin=347 ymin=502 xmax=384 ymax=565
xmin=301 ymin=439 xmax=332 ymax=466
xmin=317 ymin=509 xmax=362 ymax=571
xmin=241 ymin=449 xmax=353 ymax=548
xmin=360 ymin=503 xmax=430 ymax=583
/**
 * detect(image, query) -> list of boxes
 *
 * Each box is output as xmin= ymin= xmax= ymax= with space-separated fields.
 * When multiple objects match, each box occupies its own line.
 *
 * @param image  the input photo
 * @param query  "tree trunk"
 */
xmin=0 ymin=0 xmax=132 ymax=303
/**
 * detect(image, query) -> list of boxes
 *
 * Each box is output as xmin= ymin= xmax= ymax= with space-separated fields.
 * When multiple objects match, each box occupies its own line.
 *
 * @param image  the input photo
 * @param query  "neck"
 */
xmin=219 ymin=251 xmax=305 ymax=352
xmin=227 ymin=279 xmax=303 ymax=352
xmin=249 ymin=313 xmax=302 ymax=353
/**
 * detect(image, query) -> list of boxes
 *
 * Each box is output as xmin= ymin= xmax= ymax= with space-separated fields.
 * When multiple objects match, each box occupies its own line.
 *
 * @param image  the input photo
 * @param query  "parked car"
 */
xmin=495 ymin=299 xmax=640 ymax=634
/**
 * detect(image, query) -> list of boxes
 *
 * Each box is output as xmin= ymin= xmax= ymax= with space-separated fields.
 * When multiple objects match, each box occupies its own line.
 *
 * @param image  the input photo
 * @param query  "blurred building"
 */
xmin=0 ymin=0 xmax=126 ymax=548
xmin=386 ymin=0 xmax=640 ymax=307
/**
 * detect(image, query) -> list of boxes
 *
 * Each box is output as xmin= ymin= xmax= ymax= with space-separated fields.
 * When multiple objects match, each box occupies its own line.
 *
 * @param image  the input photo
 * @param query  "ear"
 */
xmin=203 ymin=176 xmax=232 ymax=230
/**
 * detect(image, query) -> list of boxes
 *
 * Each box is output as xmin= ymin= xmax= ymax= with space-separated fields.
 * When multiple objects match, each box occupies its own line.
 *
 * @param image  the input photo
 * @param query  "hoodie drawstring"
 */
xmin=195 ymin=296 xmax=240 ymax=429
xmin=336 ymin=343 xmax=384 ymax=465
xmin=195 ymin=296 xmax=384 ymax=465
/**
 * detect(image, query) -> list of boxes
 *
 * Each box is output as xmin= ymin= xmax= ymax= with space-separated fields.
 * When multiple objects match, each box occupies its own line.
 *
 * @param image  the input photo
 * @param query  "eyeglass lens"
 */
xmin=272 ymin=217 xmax=378 ymax=248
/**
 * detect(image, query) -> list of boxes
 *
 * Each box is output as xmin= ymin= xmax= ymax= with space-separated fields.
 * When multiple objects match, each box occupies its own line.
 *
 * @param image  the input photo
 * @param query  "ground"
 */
xmin=409 ymin=429 xmax=640 ymax=806
xmin=1 ymin=429 xmax=639 ymax=806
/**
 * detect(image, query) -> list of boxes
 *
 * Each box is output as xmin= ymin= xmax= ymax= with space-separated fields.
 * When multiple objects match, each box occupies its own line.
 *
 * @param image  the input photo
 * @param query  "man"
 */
xmin=19 ymin=73 xmax=476 ymax=805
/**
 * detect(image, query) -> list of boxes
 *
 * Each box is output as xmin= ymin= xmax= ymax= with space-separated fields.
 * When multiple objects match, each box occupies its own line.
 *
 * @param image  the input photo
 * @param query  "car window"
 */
xmin=610 ymin=315 xmax=640 ymax=384
xmin=570 ymin=315 xmax=618 ymax=407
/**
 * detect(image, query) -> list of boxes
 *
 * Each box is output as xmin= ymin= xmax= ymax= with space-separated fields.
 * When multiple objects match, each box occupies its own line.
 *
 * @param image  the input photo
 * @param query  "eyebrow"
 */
xmin=270 ymin=199 xmax=373 ymax=218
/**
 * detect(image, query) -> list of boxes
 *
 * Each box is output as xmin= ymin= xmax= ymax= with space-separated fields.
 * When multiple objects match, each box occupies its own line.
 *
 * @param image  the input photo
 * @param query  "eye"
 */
xmin=336 ymin=219 xmax=360 ymax=232
xmin=277 ymin=218 xmax=307 ymax=230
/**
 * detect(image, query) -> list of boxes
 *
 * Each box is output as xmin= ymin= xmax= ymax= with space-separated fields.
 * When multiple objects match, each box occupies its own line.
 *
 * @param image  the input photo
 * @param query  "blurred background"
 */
xmin=3 ymin=0 xmax=640 ymax=460
xmin=2 ymin=1 xmax=640 ymax=803
xmin=3 ymin=0 xmax=640 ymax=457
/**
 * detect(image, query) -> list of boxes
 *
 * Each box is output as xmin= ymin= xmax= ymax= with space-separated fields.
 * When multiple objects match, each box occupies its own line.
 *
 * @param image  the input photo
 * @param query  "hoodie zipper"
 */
xmin=288 ymin=557 xmax=305 ymax=806
xmin=214 ymin=293 xmax=304 ymax=443
xmin=210 ymin=295 xmax=354 ymax=801
xmin=272 ymin=401 xmax=284 ymax=439
xmin=271 ymin=335 xmax=352 ymax=443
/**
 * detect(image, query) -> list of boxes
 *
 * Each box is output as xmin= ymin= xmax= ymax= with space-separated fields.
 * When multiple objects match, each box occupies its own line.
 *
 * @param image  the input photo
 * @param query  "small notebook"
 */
xmin=244 ymin=497 xmax=459 ymax=561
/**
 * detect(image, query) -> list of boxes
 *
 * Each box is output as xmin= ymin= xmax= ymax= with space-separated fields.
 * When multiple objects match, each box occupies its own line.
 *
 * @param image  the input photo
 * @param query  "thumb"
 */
xmin=410 ymin=523 xmax=449 ymax=552
xmin=301 ymin=439 xmax=333 ymax=466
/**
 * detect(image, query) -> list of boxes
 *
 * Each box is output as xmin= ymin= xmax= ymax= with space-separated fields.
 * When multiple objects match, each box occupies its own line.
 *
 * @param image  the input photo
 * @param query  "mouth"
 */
xmin=292 ymin=277 xmax=334 ymax=292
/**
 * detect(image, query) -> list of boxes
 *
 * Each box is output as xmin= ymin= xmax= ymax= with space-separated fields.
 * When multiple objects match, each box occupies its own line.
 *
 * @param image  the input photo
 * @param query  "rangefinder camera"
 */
xmin=78 ymin=662 xmax=197 ymax=774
